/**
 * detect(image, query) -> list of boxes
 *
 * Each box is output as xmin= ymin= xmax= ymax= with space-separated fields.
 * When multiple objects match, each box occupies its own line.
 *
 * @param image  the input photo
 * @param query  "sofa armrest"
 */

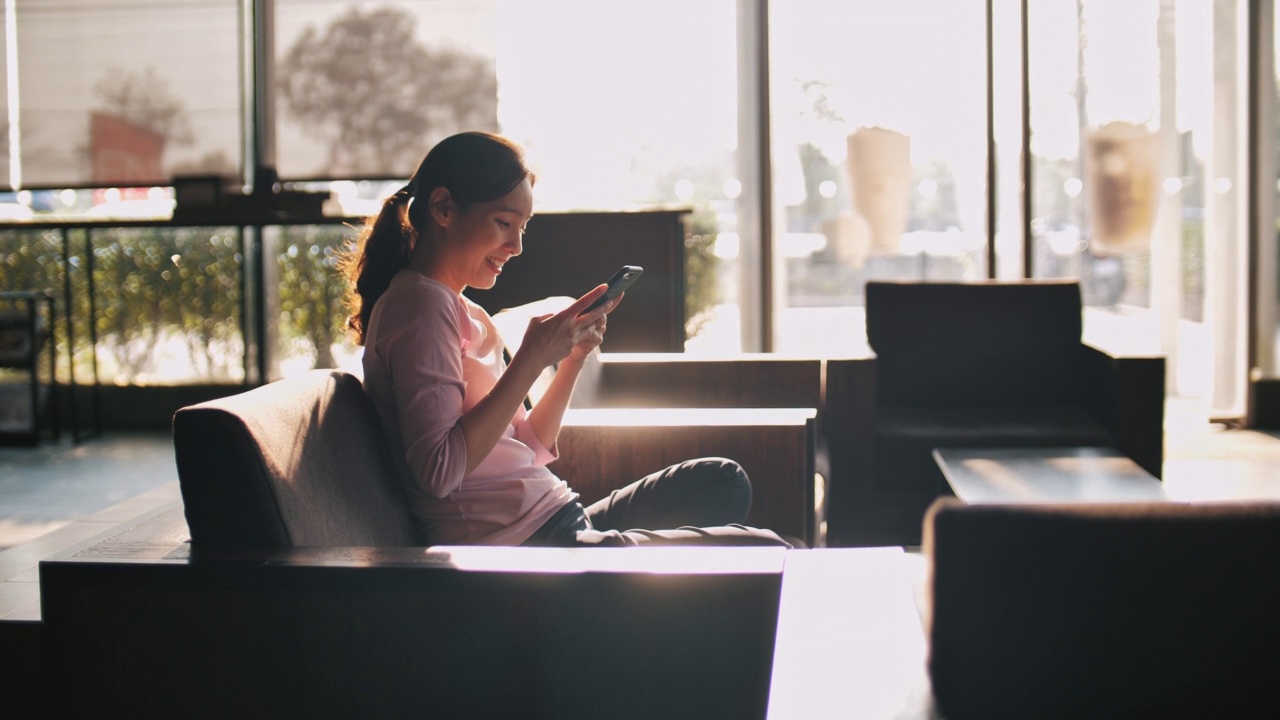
xmin=553 ymin=407 xmax=818 ymax=546
xmin=1080 ymin=344 xmax=1165 ymax=478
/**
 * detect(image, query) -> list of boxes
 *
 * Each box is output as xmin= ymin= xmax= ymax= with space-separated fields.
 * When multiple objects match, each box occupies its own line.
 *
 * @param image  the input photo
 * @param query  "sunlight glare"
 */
xmin=713 ymin=232 xmax=740 ymax=260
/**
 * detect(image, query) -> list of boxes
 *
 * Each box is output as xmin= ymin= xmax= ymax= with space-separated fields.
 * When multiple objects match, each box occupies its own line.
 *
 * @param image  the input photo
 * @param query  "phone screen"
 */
xmin=580 ymin=265 xmax=643 ymax=315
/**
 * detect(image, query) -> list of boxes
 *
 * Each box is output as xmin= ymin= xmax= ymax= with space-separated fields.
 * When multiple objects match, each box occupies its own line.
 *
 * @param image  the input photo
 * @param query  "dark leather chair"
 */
xmin=925 ymin=500 xmax=1280 ymax=719
xmin=825 ymin=280 xmax=1164 ymax=546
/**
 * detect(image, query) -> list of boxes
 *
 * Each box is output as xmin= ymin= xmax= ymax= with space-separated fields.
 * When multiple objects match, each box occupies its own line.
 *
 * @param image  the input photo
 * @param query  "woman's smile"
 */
xmin=486 ymin=255 xmax=510 ymax=274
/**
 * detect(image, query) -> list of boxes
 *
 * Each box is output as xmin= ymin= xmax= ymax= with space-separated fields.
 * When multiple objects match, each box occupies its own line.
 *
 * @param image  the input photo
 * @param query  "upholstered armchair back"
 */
xmin=926 ymin=500 xmax=1280 ymax=719
xmin=173 ymin=370 xmax=422 ymax=548
xmin=866 ymin=280 xmax=1086 ymax=407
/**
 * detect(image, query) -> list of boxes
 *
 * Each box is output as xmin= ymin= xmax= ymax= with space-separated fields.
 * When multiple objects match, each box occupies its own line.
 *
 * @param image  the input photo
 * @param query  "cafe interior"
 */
xmin=1 ymin=1 xmax=1279 ymax=717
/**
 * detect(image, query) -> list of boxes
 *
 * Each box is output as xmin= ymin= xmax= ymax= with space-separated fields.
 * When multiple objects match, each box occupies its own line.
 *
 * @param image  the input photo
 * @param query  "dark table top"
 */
xmin=934 ymin=446 xmax=1165 ymax=505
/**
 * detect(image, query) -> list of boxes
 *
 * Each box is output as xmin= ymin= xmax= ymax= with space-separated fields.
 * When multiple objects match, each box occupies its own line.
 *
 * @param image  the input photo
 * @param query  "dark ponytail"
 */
xmin=342 ymin=131 xmax=534 ymax=345
xmin=341 ymin=185 xmax=415 ymax=345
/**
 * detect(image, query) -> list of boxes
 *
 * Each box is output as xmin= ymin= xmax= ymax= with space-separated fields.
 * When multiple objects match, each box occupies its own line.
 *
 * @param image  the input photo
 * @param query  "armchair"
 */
xmin=925 ymin=500 xmax=1280 ymax=719
xmin=825 ymin=280 xmax=1164 ymax=547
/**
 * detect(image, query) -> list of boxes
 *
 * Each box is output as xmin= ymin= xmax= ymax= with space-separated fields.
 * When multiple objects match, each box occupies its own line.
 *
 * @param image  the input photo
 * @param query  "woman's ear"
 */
xmin=428 ymin=187 xmax=454 ymax=227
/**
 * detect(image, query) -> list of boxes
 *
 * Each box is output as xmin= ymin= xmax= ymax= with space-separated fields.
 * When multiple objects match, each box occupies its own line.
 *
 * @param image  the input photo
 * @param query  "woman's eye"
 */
xmin=496 ymin=220 xmax=510 ymax=229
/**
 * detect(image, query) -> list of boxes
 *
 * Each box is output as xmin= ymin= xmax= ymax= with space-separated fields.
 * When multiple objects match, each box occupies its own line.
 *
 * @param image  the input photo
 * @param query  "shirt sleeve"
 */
xmin=380 ymin=289 xmax=469 ymax=499
xmin=512 ymin=404 xmax=559 ymax=467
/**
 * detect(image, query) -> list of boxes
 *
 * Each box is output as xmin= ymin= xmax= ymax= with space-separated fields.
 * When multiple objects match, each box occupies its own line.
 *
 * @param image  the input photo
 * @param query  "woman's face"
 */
xmin=436 ymin=176 xmax=533 ymax=293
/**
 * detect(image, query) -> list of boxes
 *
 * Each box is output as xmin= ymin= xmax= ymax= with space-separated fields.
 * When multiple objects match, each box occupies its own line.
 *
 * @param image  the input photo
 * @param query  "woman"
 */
xmin=347 ymin=131 xmax=788 ymax=548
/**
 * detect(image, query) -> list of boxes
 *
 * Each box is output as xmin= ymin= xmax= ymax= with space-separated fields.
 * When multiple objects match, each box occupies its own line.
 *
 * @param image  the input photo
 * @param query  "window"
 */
xmin=1029 ymin=0 xmax=1247 ymax=418
xmin=274 ymin=0 xmax=497 ymax=180
xmin=0 ymin=0 xmax=1259 ymax=415
xmin=13 ymin=0 xmax=241 ymax=188
xmin=768 ymin=0 xmax=989 ymax=356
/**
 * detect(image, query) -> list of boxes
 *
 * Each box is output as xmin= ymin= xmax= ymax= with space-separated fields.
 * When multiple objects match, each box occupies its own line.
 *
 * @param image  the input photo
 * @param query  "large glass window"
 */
xmin=0 ymin=230 xmax=65 ymax=406
xmin=14 ymin=0 xmax=241 ymax=189
xmin=274 ymin=0 xmax=498 ymax=180
xmin=768 ymin=0 xmax=989 ymax=357
xmin=0 ymin=0 xmax=1260 ymax=412
xmin=274 ymin=0 xmax=743 ymax=357
xmin=264 ymin=223 xmax=360 ymax=381
xmin=496 ymin=0 xmax=743 ymax=352
xmin=89 ymin=227 xmax=243 ymax=384
xmin=1029 ymin=0 xmax=1247 ymax=419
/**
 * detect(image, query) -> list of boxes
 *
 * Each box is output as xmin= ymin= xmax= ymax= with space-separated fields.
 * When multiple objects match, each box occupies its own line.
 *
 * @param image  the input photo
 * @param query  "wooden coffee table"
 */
xmin=933 ymin=447 xmax=1166 ymax=505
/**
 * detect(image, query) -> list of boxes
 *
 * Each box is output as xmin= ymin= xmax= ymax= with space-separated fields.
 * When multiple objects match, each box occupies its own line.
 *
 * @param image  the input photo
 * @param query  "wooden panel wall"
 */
xmin=591 ymin=357 xmax=823 ymax=411
xmin=552 ymin=418 xmax=815 ymax=545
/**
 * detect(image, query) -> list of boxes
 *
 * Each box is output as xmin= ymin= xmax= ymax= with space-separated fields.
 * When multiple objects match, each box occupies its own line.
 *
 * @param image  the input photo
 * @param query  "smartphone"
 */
xmin=579 ymin=265 xmax=643 ymax=316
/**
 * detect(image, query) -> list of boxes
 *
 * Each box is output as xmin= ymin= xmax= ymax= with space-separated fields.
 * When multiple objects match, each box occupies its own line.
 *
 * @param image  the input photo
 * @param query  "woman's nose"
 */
xmin=508 ymin=234 xmax=523 ymax=256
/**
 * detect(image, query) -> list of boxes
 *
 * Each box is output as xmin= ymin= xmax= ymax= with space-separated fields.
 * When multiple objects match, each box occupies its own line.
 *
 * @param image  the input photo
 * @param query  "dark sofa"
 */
xmin=41 ymin=369 xmax=792 ymax=719
xmin=173 ymin=369 xmax=422 ymax=548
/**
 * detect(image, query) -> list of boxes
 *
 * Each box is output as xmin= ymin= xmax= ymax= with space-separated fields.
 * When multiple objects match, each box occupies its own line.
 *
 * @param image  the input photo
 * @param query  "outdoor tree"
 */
xmin=275 ymin=227 xmax=350 ymax=370
xmin=84 ymin=68 xmax=242 ymax=382
xmin=93 ymin=66 xmax=194 ymax=147
xmin=278 ymin=5 xmax=499 ymax=177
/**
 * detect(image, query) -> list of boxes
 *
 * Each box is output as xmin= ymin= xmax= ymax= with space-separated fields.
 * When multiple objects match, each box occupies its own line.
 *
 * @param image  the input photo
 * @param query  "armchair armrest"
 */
xmin=553 ymin=407 xmax=818 ymax=545
xmin=824 ymin=357 xmax=877 ymax=542
xmin=1080 ymin=344 xmax=1165 ymax=478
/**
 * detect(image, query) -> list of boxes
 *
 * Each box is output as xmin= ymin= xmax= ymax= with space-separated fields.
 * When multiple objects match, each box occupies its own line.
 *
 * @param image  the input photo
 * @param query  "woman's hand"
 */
xmin=569 ymin=307 xmax=609 ymax=363
xmin=523 ymin=286 xmax=622 ymax=451
xmin=518 ymin=284 xmax=619 ymax=370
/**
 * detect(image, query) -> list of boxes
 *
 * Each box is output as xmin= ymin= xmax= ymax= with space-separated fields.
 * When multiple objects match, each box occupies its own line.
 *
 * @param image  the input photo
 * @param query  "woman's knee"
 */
xmin=687 ymin=457 xmax=752 ymax=518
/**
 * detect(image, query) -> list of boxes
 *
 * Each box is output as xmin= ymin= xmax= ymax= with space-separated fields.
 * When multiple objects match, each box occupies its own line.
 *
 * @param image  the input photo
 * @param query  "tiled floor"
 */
xmin=0 ymin=431 xmax=176 ymax=550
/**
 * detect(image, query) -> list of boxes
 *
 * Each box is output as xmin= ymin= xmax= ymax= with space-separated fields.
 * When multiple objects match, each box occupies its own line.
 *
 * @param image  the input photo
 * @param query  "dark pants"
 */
xmin=523 ymin=457 xmax=792 ymax=548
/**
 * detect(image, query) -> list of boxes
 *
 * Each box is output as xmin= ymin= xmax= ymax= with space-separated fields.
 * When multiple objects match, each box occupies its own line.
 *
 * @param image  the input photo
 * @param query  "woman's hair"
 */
xmin=341 ymin=131 xmax=534 ymax=345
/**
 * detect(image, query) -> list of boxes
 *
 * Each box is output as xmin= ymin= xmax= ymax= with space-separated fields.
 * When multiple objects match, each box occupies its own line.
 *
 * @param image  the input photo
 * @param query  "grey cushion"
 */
xmin=173 ymin=369 xmax=422 ymax=548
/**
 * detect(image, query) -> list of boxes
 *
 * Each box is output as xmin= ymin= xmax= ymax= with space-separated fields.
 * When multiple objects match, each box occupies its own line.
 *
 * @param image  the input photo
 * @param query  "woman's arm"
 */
xmin=525 ymin=296 xmax=613 ymax=450
xmin=457 ymin=348 xmax=546 ymax=475
xmin=526 ymin=354 xmax=586 ymax=451
xmin=462 ymin=286 xmax=611 ymax=473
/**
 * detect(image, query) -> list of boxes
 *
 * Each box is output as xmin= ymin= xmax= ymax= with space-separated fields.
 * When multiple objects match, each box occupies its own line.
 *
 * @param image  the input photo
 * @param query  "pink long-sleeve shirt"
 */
xmin=362 ymin=270 xmax=575 ymax=545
